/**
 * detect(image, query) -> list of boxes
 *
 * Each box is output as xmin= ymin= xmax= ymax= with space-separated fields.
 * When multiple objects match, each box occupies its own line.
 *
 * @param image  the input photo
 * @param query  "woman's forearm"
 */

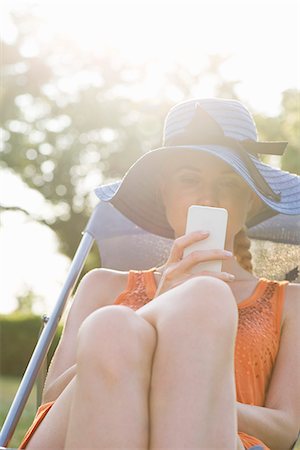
xmin=42 ymin=364 xmax=76 ymax=403
xmin=237 ymin=401 xmax=298 ymax=450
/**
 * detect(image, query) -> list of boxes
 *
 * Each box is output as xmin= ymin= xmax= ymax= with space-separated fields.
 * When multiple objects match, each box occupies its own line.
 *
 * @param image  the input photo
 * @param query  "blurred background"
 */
xmin=0 ymin=0 xmax=300 ymax=447
xmin=1 ymin=0 xmax=300 ymax=316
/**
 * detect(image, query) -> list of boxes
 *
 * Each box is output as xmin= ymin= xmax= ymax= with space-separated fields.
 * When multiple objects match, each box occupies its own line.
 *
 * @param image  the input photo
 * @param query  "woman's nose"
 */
xmin=197 ymin=199 xmax=218 ymax=207
xmin=195 ymin=186 xmax=219 ymax=207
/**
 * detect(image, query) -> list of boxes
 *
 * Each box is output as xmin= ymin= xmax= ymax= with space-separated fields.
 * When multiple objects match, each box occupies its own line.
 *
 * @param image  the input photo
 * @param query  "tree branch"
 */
xmin=0 ymin=204 xmax=50 ymax=227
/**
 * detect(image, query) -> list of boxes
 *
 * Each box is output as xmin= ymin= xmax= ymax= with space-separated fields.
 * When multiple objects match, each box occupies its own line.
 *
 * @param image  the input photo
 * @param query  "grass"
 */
xmin=0 ymin=376 xmax=37 ymax=449
xmin=1 ymin=375 xmax=300 ymax=449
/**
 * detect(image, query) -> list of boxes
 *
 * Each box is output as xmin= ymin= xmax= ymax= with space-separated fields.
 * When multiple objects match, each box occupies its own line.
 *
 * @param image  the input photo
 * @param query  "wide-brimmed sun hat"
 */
xmin=95 ymin=98 xmax=300 ymax=239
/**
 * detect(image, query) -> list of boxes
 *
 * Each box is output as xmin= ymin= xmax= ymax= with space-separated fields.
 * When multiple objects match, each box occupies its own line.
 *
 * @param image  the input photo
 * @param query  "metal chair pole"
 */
xmin=36 ymin=314 xmax=49 ymax=409
xmin=0 ymin=231 xmax=94 ymax=448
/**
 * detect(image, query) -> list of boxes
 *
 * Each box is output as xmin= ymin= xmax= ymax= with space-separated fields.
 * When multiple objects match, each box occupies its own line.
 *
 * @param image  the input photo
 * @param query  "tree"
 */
xmin=1 ymin=8 xmax=299 ymax=276
xmin=14 ymin=289 xmax=43 ymax=314
xmin=254 ymin=90 xmax=300 ymax=174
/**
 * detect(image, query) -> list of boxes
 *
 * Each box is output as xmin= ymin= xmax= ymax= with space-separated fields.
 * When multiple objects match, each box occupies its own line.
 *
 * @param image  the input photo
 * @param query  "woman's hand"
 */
xmin=154 ymin=231 xmax=235 ymax=297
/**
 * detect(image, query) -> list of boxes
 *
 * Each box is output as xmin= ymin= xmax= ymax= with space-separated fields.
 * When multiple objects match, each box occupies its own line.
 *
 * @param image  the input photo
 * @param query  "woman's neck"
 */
xmin=222 ymin=256 xmax=257 ymax=281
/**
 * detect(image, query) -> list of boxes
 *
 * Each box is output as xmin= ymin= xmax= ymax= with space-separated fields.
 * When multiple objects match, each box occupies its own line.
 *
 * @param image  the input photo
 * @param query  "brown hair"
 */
xmin=233 ymin=227 xmax=253 ymax=273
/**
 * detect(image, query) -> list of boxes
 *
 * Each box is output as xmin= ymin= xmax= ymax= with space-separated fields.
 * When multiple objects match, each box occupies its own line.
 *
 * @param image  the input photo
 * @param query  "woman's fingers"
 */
xmin=156 ymin=231 xmax=235 ymax=296
xmin=168 ymin=249 xmax=232 ymax=278
xmin=168 ymin=231 xmax=210 ymax=263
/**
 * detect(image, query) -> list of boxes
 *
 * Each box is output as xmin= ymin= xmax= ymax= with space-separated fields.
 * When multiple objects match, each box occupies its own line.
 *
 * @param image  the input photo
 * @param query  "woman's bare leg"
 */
xmin=137 ymin=276 xmax=241 ymax=450
xmin=27 ymin=275 xmax=242 ymax=450
xmin=64 ymin=305 xmax=156 ymax=450
xmin=27 ymin=305 xmax=156 ymax=450
xmin=26 ymin=378 xmax=75 ymax=449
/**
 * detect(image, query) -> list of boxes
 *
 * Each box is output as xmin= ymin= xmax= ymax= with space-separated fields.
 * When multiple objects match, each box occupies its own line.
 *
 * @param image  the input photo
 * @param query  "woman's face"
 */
xmin=159 ymin=152 xmax=260 ymax=246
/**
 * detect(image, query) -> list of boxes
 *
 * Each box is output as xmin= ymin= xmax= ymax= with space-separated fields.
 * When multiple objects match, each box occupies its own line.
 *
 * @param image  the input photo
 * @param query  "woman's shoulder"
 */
xmin=84 ymin=267 xmax=130 ymax=283
xmin=261 ymin=278 xmax=299 ymax=329
xmin=283 ymin=281 xmax=300 ymax=324
xmin=281 ymin=283 xmax=300 ymax=326
xmin=83 ymin=267 xmax=130 ymax=305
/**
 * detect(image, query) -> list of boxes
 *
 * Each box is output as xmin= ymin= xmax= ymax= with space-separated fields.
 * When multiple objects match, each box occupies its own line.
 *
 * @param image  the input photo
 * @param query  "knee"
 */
xmin=76 ymin=305 xmax=156 ymax=379
xmin=157 ymin=276 xmax=238 ymax=335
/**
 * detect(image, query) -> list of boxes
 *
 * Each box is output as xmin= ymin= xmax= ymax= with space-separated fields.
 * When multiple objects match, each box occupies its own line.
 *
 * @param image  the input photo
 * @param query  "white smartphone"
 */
xmin=183 ymin=205 xmax=228 ymax=274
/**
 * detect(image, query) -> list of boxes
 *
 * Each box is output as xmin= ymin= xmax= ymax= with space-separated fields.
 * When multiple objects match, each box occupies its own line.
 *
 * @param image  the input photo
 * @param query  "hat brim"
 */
xmin=95 ymin=145 xmax=300 ymax=239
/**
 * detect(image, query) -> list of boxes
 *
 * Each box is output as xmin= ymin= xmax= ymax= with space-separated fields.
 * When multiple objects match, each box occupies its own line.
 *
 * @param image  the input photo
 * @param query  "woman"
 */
xmin=20 ymin=98 xmax=300 ymax=450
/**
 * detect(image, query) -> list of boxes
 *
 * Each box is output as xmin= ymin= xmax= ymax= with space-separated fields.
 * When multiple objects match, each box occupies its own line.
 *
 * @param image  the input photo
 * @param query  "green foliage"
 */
xmin=0 ymin=375 xmax=37 ymax=449
xmin=280 ymin=90 xmax=300 ymax=174
xmin=0 ymin=314 xmax=62 ymax=377
xmin=14 ymin=289 xmax=44 ymax=314
xmin=1 ymin=8 xmax=299 ymax=287
xmin=0 ymin=9 xmax=236 ymax=270
xmin=254 ymin=90 xmax=300 ymax=175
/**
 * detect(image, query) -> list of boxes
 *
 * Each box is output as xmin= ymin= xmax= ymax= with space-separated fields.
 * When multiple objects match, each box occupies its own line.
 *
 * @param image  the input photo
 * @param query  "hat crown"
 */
xmin=163 ymin=98 xmax=258 ymax=146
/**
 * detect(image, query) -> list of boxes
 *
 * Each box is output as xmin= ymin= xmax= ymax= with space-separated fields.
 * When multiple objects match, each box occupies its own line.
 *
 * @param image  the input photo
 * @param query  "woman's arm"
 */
xmin=237 ymin=283 xmax=300 ymax=450
xmin=42 ymin=268 xmax=128 ymax=403
xmin=237 ymin=402 xmax=298 ymax=450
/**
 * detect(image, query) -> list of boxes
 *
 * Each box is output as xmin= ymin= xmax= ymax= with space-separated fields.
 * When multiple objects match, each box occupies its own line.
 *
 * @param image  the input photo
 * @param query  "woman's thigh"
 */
xmin=26 ymin=376 xmax=76 ymax=450
xmin=135 ymin=278 xmax=244 ymax=450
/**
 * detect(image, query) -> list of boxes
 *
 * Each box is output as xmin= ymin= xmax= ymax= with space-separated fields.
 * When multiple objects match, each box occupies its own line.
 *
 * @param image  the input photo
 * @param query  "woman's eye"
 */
xmin=220 ymin=180 xmax=238 ymax=188
xmin=179 ymin=176 xmax=199 ymax=184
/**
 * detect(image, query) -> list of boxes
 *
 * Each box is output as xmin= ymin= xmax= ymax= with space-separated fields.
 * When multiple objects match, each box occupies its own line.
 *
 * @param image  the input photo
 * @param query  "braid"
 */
xmin=233 ymin=227 xmax=253 ymax=273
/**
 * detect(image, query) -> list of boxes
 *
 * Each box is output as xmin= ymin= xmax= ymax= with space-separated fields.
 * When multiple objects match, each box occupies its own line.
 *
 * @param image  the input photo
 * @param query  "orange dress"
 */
xmin=19 ymin=269 xmax=288 ymax=449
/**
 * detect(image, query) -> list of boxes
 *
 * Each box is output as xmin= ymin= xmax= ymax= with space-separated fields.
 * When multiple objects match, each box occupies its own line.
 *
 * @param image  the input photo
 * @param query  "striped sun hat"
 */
xmin=95 ymin=98 xmax=300 ymax=239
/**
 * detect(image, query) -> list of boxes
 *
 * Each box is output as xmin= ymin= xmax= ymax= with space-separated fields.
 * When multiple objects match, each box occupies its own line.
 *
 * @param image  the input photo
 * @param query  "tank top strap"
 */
xmin=114 ymin=267 xmax=157 ymax=309
xmin=260 ymin=278 xmax=289 ymax=335
xmin=127 ymin=268 xmax=157 ymax=298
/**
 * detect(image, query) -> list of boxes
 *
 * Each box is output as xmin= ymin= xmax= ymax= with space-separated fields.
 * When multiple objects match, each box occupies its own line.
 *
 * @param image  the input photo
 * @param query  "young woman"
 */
xmin=20 ymin=98 xmax=300 ymax=450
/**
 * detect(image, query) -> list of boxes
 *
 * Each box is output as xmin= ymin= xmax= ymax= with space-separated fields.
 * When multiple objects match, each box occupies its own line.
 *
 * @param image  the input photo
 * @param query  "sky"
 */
xmin=2 ymin=0 xmax=300 ymax=114
xmin=0 ymin=0 xmax=299 ymax=314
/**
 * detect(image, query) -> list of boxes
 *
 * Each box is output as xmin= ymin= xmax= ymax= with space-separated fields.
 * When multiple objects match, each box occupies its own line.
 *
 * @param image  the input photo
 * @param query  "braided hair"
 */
xmin=233 ymin=227 xmax=253 ymax=273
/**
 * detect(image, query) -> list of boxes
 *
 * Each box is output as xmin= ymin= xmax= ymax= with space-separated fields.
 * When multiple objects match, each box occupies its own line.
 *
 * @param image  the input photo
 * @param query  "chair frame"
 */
xmin=0 ymin=203 xmax=299 ymax=449
xmin=0 ymin=217 xmax=95 ymax=448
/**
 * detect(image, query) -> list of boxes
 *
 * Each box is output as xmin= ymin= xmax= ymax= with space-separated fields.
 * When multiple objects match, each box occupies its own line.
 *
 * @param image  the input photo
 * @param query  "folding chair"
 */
xmin=0 ymin=201 xmax=173 ymax=449
xmin=0 ymin=201 xmax=299 ymax=449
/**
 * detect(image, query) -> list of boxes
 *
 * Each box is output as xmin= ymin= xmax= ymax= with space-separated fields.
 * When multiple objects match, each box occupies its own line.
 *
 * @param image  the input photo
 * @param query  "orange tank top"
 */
xmin=114 ymin=268 xmax=288 ymax=407
xmin=19 ymin=268 xmax=289 ymax=450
